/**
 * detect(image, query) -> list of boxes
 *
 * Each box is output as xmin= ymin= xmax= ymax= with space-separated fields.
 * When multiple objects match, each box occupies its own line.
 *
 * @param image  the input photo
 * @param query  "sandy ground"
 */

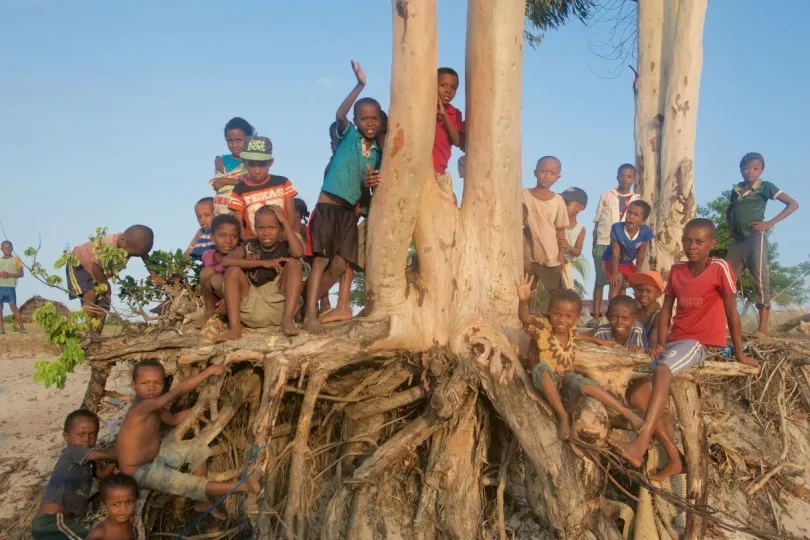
xmin=0 ymin=356 xmax=91 ymax=537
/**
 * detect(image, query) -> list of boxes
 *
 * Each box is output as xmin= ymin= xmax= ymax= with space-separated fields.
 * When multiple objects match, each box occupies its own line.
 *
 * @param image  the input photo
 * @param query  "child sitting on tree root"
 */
xmin=217 ymin=205 xmax=304 ymax=340
xmin=517 ymin=276 xmax=645 ymax=441
xmin=612 ymin=218 xmax=760 ymax=482
xmin=578 ymin=295 xmax=645 ymax=353
xmin=117 ymin=359 xmax=260 ymax=520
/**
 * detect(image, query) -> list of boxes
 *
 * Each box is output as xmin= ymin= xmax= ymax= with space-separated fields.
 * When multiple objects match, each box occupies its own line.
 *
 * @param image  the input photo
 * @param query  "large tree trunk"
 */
xmin=648 ymin=0 xmax=707 ymax=272
xmin=634 ymin=0 xmax=665 ymax=237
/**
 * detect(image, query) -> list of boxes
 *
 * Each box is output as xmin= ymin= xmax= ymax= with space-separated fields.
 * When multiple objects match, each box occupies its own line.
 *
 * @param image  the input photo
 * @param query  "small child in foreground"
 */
xmin=725 ymin=152 xmax=799 ymax=336
xmin=602 ymin=200 xmax=653 ymax=299
xmin=578 ymin=295 xmax=645 ymax=353
xmin=185 ymin=197 xmax=216 ymax=261
xmin=209 ymin=117 xmax=255 ymax=215
xmin=613 ymin=218 xmax=760 ymax=482
xmin=558 ymin=188 xmax=588 ymax=291
xmin=197 ymin=215 xmax=241 ymax=327
xmin=67 ymin=225 xmax=155 ymax=331
xmin=86 ymin=473 xmax=138 ymax=540
xmin=32 ymin=410 xmax=117 ymax=540
xmin=218 ymin=205 xmax=304 ymax=340
xmin=522 ymin=156 xmax=569 ymax=295
xmin=518 ymin=276 xmax=643 ymax=441
xmin=117 ymin=360 xmax=260 ymax=519
xmin=304 ymin=60 xmax=382 ymax=333
xmin=626 ymin=271 xmax=664 ymax=350
xmin=0 ymin=240 xmax=26 ymax=334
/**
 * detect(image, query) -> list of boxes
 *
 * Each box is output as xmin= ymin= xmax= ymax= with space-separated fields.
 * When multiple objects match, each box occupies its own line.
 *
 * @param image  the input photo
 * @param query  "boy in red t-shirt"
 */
xmin=433 ymin=67 xmax=464 ymax=200
xmin=612 ymin=218 xmax=759 ymax=481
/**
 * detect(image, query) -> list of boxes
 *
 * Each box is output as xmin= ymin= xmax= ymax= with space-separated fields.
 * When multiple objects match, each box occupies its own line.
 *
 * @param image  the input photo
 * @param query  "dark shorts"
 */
xmin=0 ymin=286 xmax=16 ymax=305
xmin=529 ymin=262 xmax=564 ymax=293
xmin=66 ymin=264 xmax=110 ymax=310
xmin=306 ymin=201 xmax=359 ymax=266
xmin=31 ymin=513 xmax=88 ymax=540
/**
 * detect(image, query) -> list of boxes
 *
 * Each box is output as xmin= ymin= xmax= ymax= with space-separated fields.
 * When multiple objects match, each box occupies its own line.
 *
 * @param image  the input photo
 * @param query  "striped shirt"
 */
xmin=189 ymin=228 xmax=214 ymax=261
xmin=593 ymin=322 xmax=646 ymax=349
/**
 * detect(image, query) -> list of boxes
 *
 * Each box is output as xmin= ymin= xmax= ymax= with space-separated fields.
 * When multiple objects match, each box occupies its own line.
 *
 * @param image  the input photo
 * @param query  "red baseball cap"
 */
xmin=627 ymin=271 xmax=664 ymax=291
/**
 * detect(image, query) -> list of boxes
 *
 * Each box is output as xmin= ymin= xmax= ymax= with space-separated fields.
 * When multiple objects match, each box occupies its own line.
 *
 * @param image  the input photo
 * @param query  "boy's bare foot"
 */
xmin=214 ymin=329 xmax=242 ymax=342
xmin=193 ymin=501 xmax=227 ymax=520
xmin=608 ymin=437 xmax=645 ymax=468
xmin=194 ymin=311 xmax=215 ymax=329
xmin=649 ymin=453 xmax=683 ymax=483
xmin=557 ymin=417 xmax=570 ymax=441
xmin=303 ymin=314 xmax=327 ymax=335
xmin=281 ymin=317 xmax=300 ymax=337
xmin=319 ymin=306 xmax=352 ymax=324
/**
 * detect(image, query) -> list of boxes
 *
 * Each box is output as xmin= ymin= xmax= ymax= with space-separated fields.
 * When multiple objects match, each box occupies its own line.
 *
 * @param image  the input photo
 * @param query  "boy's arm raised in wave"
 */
xmin=723 ymin=292 xmax=760 ymax=369
xmin=516 ymin=274 xmax=536 ymax=326
xmin=130 ymin=364 xmax=226 ymax=417
xmin=336 ymin=60 xmax=366 ymax=132
xmin=752 ymin=192 xmax=799 ymax=233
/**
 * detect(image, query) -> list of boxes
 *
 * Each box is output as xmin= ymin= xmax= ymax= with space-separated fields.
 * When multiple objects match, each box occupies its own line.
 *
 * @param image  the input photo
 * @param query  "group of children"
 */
xmin=519 ymin=150 xmax=797 ymax=482
xmin=27 ymin=56 xmax=802 ymax=536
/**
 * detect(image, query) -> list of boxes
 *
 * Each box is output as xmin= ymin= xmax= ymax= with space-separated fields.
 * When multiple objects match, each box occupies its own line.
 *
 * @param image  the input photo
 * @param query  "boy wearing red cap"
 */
xmin=626 ymin=271 xmax=664 ymax=350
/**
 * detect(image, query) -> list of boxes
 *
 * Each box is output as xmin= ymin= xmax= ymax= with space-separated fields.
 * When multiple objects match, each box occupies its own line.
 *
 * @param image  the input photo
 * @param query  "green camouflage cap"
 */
xmin=241 ymin=136 xmax=274 ymax=161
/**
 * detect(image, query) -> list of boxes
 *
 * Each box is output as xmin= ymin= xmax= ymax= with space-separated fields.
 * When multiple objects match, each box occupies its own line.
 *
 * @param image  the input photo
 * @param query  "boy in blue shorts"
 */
xmin=725 ymin=152 xmax=799 ymax=336
xmin=602 ymin=200 xmax=653 ymax=299
xmin=612 ymin=219 xmax=759 ymax=481
xmin=0 ymin=240 xmax=26 ymax=334
xmin=304 ymin=60 xmax=382 ymax=334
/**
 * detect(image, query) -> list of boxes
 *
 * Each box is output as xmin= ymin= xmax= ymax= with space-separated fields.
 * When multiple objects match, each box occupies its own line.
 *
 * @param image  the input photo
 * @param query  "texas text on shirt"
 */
xmin=228 ymin=175 xmax=298 ymax=236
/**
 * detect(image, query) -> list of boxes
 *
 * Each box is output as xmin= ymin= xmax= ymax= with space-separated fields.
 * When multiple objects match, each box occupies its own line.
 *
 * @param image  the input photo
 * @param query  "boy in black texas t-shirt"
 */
xmin=216 ymin=204 xmax=304 ymax=340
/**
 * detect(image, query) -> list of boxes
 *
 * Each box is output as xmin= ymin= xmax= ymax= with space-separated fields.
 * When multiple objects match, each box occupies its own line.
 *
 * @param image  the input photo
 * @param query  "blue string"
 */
xmin=172 ymin=443 xmax=269 ymax=540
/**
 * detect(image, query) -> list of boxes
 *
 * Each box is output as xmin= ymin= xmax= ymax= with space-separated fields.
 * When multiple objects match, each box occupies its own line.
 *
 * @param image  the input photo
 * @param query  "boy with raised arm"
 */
xmin=517 ymin=276 xmax=645 ymax=442
xmin=117 ymin=359 xmax=260 ymax=519
xmin=304 ymin=60 xmax=382 ymax=333
xmin=612 ymin=219 xmax=760 ymax=481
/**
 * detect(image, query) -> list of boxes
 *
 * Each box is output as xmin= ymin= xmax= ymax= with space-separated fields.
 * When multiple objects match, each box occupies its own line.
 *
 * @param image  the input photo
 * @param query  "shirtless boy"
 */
xmin=117 ymin=359 xmax=259 ymax=518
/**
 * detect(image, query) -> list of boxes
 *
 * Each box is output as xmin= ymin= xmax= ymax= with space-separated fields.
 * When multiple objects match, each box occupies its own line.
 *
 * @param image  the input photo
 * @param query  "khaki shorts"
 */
xmin=241 ymin=275 xmax=285 ymax=328
xmin=134 ymin=439 xmax=211 ymax=501
xmin=532 ymin=362 xmax=598 ymax=406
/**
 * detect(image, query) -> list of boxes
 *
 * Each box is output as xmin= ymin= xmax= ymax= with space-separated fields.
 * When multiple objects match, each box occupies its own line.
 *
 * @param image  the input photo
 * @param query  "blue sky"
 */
xmin=1 ymin=0 xmax=808 ymax=311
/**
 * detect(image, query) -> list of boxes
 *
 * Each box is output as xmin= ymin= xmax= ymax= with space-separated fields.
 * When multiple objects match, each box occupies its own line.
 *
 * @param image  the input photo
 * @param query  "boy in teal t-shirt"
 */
xmin=725 ymin=152 xmax=799 ymax=336
xmin=0 ymin=240 xmax=26 ymax=334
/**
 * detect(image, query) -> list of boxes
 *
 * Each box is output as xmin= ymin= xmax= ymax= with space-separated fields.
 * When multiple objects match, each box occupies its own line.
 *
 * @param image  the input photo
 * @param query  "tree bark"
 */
xmin=649 ymin=0 xmax=708 ymax=272
xmin=634 ymin=0 xmax=665 ymax=236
